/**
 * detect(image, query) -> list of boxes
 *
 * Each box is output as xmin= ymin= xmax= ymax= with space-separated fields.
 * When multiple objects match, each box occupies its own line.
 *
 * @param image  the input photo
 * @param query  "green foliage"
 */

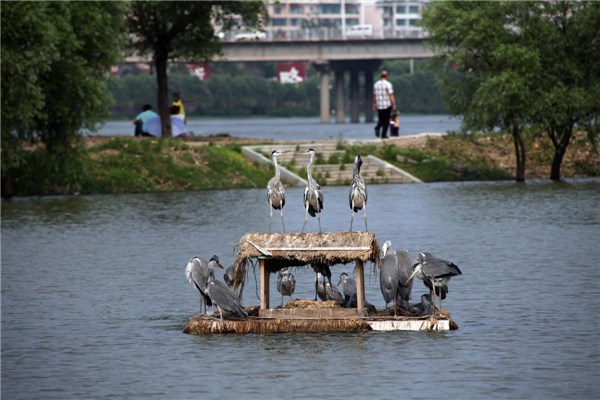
xmin=1 ymin=1 xmax=127 ymax=187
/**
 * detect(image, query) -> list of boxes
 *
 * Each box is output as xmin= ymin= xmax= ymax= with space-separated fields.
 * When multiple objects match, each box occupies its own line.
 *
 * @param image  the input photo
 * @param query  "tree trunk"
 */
xmin=154 ymin=51 xmax=172 ymax=138
xmin=512 ymin=122 xmax=526 ymax=182
xmin=2 ymin=167 xmax=13 ymax=198
xmin=548 ymin=126 xmax=573 ymax=181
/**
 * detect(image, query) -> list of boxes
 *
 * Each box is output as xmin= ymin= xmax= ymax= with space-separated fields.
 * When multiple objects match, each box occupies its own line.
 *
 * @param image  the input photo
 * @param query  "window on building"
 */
xmin=396 ymin=6 xmax=406 ymax=14
xmin=345 ymin=4 xmax=359 ymax=14
xmin=409 ymin=5 xmax=419 ymax=13
xmin=290 ymin=18 xmax=304 ymax=27
xmin=409 ymin=19 xmax=418 ymax=26
xmin=396 ymin=19 xmax=406 ymax=26
xmin=274 ymin=6 xmax=282 ymax=15
xmin=346 ymin=18 xmax=359 ymax=26
xmin=384 ymin=19 xmax=393 ymax=27
xmin=317 ymin=4 xmax=341 ymax=14
xmin=290 ymin=5 xmax=304 ymax=15
xmin=382 ymin=7 xmax=393 ymax=16
xmin=272 ymin=18 xmax=287 ymax=26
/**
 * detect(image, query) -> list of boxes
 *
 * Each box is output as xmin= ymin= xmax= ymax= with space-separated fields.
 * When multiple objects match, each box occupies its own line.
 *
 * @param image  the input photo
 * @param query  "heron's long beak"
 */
xmin=337 ymin=278 xmax=342 ymax=286
xmin=216 ymin=263 xmax=224 ymax=269
xmin=282 ymin=150 xmax=291 ymax=154
xmin=405 ymin=269 xmax=417 ymax=285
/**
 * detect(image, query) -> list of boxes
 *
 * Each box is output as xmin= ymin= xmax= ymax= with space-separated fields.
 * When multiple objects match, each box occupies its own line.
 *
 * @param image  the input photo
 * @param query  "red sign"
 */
xmin=277 ymin=62 xmax=306 ymax=84
xmin=187 ymin=63 xmax=211 ymax=81
xmin=109 ymin=64 xmax=120 ymax=76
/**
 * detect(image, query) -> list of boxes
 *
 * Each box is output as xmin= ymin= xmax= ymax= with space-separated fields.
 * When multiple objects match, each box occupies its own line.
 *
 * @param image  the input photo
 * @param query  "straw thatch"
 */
xmin=232 ymin=232 xmax=380 ymax=291
xmin=285 ymin=300 xmax=340 ymax=309
xmin=183 ymin=316 xmax=372 ymax=334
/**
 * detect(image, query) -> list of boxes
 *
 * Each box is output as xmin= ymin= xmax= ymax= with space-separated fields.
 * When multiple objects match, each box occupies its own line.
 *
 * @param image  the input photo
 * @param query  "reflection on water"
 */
xmin=2 ymin=179 xmax=599 ymax=399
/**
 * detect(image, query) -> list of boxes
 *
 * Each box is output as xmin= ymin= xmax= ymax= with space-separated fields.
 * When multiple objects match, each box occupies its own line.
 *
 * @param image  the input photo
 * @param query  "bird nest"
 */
xmin=231 ymin=232 xmax=381 ymax=294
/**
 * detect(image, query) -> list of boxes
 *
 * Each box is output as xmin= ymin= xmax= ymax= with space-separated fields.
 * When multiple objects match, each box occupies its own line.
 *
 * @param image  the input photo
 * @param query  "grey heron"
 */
xmin=311 ymin=263 xmax=332 ymax=301
xmin=185 ymin=256 xmax=213 ymax=314
xmin=276 ymin=268 xmax=296 ymax=307
xmin=395 ymin=249 xmax=414 ymax=309
xmin=315 ymin=272 xmax=328 ymax=302
xmin=295 ymin=148 xmax=324 ymax=235
xmin=349 ymin=153 xmax=368 ymax=232
xmin=324 ymin=279 xmax=344 ymax=305
xmin=224 ymin=263 xmax=235 ymax=288
xmin=337 ymin=272 xmax=357 ymax=305
xmin=342 ymin=293 xmax=378 ymax=314
xmin=406 ymin=252 xmax=462 ymax=311
xmin=410 ymin=293 xmax=433 ymax=316
xmin=205 ymin=256 xmax=248 ymax=321
xmin=380 ymin=241 xmax=400 ymax=315
xmin=267 ymin=149 xmax=291 ymax=234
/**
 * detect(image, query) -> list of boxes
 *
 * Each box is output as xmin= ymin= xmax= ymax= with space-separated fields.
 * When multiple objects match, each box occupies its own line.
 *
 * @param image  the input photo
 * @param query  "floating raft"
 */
xmin=183 ymin=304 xmax=458 ymax=334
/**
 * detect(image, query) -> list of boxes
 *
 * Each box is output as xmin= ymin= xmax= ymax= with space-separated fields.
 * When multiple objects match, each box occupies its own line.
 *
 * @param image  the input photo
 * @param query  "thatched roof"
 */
xmin=232 ymin=232 xmax=380 ymax=292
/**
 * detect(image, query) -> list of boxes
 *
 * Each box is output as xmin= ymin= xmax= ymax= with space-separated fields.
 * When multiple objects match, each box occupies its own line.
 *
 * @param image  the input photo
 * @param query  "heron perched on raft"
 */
xmin=277 ymin=268 xmax=296 ymax=307
xmin=380 ymin=241 xmax=400 ymax=315
xmin=395 ymin=249 xmax=414 ymax=309
xmin=349 ymin=153 xmax=368 ymax=232
xmin=185 ymin=256 xmax=214 ymax=314
xmin=205 ymin=256 xmax=248 ymax=321
xmin=406 ymin=252 xmax=462 ymax=311
xmin=295 ymin=148 xmax=324 ymax=235
xmin=311 ymin=263 xmax=332 ymax=301
xmin=267 ymin=149 xmax=292 ymax=234
xmin=342 ymin=293 xmax=378 ymax=314
xmin=410 ymin=293 xmax=433 ymax=316
xmin=224 ymin=263 xmax=235 ymax=288
xmin=324 ymin=279 xmax=344 ymax=305
xmin=315 ymin=272 xmax=328 ymax=302
xmin=337 ymin=272 xmax=357 ymax=304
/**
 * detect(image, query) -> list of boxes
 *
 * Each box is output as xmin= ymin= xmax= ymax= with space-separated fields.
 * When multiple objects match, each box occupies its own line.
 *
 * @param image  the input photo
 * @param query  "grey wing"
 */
xmin=395 ymin=250 xmax=413 ymax=283
xmin=277 ymin=273 xmax=283 ymax=293
xmin=363 ymin=177 xmax=367 ymax=204
xmin=290 ymin=274 xmax=296 ymax=292
xmin=208 ymin=280 xmax=248 ymax=318
xmin=317 ymin=186 xmax=324 ymax=211
xmin=348 ymin=183 xmax=353 ymax=209
xmin=345 ymin=278 xmax=358 ymax=298
xmin=224 ymin=264 xmax=235 ymax=288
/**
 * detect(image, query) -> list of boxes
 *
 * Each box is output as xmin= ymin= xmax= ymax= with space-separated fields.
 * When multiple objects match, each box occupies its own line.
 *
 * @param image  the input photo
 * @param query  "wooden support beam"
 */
xmin=356 ymin=259 xmax=366 ymax=317
xmin=260 ymin=259 xmax=270 ymax=310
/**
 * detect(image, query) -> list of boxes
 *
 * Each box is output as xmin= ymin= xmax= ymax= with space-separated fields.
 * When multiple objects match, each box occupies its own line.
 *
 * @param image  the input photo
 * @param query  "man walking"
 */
xmin=373 ymin=71 xmax=396 ymax=139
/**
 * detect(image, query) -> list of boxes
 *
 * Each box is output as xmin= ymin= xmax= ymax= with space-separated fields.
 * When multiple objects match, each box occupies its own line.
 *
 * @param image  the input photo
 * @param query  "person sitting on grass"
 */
xmin=133 ymin=104 xmax=158 ymax=137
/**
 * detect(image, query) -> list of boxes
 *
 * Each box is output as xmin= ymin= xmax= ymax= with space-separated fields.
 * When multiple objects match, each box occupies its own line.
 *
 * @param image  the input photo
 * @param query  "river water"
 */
xmin=93 ymin=115 xmax=461 ymax=141
xmin=2 ymin=179 xmax=599 ymax=399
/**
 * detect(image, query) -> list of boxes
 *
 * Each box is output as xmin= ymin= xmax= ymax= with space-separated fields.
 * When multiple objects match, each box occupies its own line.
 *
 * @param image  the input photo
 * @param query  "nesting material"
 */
xmin=232 ymin=231 xmax=380 ymax=291
xmin=183 ymin=316 xmax=372 ymax=334
xmin=285 ymin=300 xmax=340 ymax=309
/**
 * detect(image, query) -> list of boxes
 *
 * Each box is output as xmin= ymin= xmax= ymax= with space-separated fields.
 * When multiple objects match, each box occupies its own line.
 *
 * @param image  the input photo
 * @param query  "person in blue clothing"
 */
xmin=133 ymin=104 xmax=158 ymax=137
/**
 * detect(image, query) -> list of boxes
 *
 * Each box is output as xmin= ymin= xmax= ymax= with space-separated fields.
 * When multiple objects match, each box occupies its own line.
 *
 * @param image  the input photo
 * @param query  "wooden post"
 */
xmin=356 ymin=259 xmax=366 ymax=317
xmin=260 ymin=259 xmax=270 ymax=310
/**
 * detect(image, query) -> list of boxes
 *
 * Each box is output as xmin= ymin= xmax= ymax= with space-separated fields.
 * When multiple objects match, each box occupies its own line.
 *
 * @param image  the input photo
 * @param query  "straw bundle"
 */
xmin=285 ymin=300 xmax=340 ymax=309
xmin=232 ymin=232 xmax=381 ymax=291
xmin=183 ymin=316 xmax=372 ymax=334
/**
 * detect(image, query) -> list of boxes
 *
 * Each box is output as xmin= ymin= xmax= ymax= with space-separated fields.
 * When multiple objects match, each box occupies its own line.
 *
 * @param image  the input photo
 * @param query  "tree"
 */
xmin=528 ymin=2 xmax=600 ymax=180
xmin=126 ymin=1 xmax=267 ymax=138
xmin=1 ymin=2 xmax=127 ymax=196
xmin=421 ymin=1 xmax=600 ymax=181
xmin=421 ymin=2 xmax=540 ymax=181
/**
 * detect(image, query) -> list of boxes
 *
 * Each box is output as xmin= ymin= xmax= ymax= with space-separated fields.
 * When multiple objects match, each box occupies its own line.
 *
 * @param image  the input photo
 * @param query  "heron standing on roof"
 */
xmin=349 ymin=153 xmax=368 ymax=232
xmin=185 ymin=256 xmax=214 ymax=314
xmin=277 ymin=268 xmax=296 ymax=307
xmin=205 ymin=256 xmax=248 ymax=321
xmin=406 ymin=252 xmax=462 ymax=311
xmin=267 ymin=149 xmax=291 ymax=234
xmin=295 ymin=148 xmax=324 ymax=235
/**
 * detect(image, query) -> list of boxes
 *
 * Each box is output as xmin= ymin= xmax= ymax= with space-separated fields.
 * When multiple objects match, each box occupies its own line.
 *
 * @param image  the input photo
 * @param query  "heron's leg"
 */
xmin=280 ymin=206 xmax=286 ymax=234
xmin=268 ymin=200 xmax=273 ymax=234
xmin=314 ymin=273 xmax=318 ymax=301
xmin=218 ymin=305 xmax=224 ymax=321
xmin=281 ymin=293 xmax=284 ymax=308
xmin=394 ymin=296 xmax=397 ymax=317
xmin=300 ymin=202 xmax=309 ymax=235
xmin=200 ymin=296 xmax=203 ymax=315
xmin=363 ymin=203 xmax=368 ymax=232
xmin=350 ymin=200 xmax=355 ymax=232
xmin=317 ymin=211 xmax=322 ymax=235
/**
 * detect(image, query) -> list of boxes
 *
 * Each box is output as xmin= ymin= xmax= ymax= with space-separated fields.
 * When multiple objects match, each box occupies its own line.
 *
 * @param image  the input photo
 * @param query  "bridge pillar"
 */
xmin=365 ymin=69 xmax=374 ymax=123
xmin=350 ymin=69 xmax=359 ymax=123
xmin=335 ymin=71 xmax=345 ymax=123
xmin=315 ymin=63 xmax=331 ymax=124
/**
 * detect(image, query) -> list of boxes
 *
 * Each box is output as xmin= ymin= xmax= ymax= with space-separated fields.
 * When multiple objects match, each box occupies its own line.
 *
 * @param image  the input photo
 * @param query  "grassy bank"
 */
xmin=9 ymin=137 xmax=275 ymax=196
xmin=5 ymin=130 xmax=598 ymax=197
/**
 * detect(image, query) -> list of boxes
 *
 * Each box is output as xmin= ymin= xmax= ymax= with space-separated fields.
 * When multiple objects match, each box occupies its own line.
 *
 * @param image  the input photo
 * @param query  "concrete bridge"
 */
xmin=126 ymin=37 xmax=434 ymax=124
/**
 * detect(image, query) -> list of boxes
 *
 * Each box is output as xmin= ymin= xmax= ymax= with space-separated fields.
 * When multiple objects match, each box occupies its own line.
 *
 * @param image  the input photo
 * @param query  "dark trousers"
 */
xmin=134 ymin=121 xmax=143 ymax=137
xmin=375 ymin=106 xmax=392 ymax=139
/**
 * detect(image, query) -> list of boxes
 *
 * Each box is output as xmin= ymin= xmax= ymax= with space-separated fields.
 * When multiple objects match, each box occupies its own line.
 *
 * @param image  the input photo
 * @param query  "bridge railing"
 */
xmin=219 ymin=28 xmax=428 ymax=42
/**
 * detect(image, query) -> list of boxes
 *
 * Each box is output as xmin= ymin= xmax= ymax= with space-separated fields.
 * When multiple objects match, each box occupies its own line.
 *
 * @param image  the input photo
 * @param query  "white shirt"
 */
xmin=374 ymin=79 xmax=394 ymax=109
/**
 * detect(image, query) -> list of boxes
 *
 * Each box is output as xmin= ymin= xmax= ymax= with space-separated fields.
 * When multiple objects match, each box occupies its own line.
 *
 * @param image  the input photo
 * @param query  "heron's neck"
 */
xmin=353 ymin=161 xmax=361 ymax=176
xmin=307 ymin=153 xmax=314 ymax=180
xmin=272 ymin=155 xmax=281 ymax=180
